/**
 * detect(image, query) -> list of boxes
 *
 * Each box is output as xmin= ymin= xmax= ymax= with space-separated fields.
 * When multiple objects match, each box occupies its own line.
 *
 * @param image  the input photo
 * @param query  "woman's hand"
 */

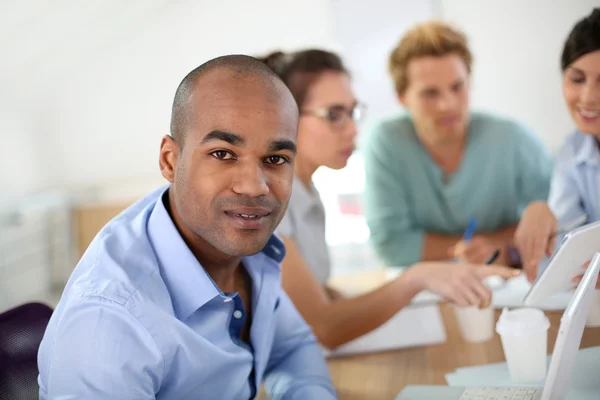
xmin=404 ymin=262 xmax=520 ymax=307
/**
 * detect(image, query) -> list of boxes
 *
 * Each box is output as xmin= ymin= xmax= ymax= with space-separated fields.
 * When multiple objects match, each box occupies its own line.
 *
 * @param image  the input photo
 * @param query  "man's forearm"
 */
xmin=481 ymin=224 xmax=518 ymax=245
xmin=421 ymin=232 xmax=463 ymax=261
xmin=421 ymin=224 xmax=518 ymax=262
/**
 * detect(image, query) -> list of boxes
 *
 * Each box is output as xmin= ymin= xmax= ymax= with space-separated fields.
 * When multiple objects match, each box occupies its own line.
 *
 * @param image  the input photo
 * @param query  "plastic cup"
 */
xmin=585 ymin=289 xmax=600 ymax=327
xmin=496 ymin=307 xmax=550 ymax=383
xmin=453 ymin=304 xmax=495 ymax=342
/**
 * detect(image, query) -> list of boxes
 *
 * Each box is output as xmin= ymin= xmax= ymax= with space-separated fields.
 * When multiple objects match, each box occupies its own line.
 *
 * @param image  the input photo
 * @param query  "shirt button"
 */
xmin=223 ymin=297 xmax=232 ymax=303
xmin=233 ymin=310 xmax=243 ymax=319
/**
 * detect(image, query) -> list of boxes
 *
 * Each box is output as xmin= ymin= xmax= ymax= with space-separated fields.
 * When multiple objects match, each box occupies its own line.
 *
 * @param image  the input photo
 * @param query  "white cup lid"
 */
xmin=496 ymin=307 xmax=550 ymax=336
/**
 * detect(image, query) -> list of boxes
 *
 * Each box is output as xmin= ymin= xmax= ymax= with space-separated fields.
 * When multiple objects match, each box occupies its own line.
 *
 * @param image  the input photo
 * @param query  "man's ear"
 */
xmin=397 ymin=91 xmax=407 ymax=108
xmin=159 ymin=135 xmax=179 ymax=183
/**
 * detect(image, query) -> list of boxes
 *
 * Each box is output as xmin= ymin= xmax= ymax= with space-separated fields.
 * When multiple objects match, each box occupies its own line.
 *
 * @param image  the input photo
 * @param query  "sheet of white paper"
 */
xmin=323 ymin=303 xmax=447 ymax=357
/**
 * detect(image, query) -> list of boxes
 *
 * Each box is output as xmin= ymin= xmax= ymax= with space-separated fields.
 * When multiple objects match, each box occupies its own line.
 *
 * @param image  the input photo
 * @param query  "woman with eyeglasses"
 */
xmin=259 ymin=49 xmax=518 ymax=350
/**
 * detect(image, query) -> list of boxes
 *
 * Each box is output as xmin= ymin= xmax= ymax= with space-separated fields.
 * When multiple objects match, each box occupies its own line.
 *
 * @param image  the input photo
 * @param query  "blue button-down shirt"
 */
xmin=548 ymin=131 xmax=600 ymax=225
xmin=37 ymin=186 xmax=336 ymax=400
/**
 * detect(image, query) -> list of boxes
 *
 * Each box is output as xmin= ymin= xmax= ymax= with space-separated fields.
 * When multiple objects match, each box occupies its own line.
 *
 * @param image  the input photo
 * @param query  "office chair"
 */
xmin=0 ymin=302 xmax=53 ymax=400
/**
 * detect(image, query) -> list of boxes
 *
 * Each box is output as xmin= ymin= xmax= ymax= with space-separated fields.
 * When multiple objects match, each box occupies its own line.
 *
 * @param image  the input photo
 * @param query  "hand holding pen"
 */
xmin=451 ymin=218 xmax=501 ymax=264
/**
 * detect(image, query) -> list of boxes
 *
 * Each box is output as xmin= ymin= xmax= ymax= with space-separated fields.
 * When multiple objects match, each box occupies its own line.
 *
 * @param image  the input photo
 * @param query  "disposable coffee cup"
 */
xmin=496 ymin=307 xmax=550 ymax=383
xmin=453 ymin=303 xmax=495 ymax=342
xmin=585 ymin=289 xmax=600 ymax=327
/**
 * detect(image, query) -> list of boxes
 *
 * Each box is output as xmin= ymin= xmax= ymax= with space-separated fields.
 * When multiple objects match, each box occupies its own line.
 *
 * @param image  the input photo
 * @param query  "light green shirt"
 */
xmin=361 ymin=111 xmax=553 ymax=266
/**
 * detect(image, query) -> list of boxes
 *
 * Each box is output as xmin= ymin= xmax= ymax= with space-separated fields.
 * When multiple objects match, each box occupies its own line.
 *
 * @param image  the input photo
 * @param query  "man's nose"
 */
xmin=231 ymin=162 xmax=269 ymax=198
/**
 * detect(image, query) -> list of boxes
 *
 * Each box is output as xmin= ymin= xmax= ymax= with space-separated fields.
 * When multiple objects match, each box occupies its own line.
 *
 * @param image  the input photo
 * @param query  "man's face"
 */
xmin=400 ymin=53 xmax=471 ymax=145
xmin=160 ymin=71 xmax=298 ymax=257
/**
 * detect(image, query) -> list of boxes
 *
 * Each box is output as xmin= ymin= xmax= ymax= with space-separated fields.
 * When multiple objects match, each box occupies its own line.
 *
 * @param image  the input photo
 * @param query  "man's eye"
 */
xmin=211 ymin=151 xmax=234 ymax=160
xmin=452 ymin=82 xmax=464 ymax=92
xmin=265 ymin=156 xmax=287 ymax=165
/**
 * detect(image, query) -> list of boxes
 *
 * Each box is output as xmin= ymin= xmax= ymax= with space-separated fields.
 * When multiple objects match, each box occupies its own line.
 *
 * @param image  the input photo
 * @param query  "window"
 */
xmin=313 ymin=151 xmax=380 ymax=274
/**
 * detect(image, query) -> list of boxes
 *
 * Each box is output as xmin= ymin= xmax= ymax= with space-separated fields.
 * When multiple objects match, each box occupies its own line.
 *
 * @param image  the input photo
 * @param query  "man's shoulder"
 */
xmin=46 ymin=193 xmax=174 ymax=362
xmin=362 ymin=113 xmax=416 ymax=147
xmin=360 ymin=113 xmax=421 ymax=167
xmin=469 ymin=111 xmax=547 ymax=151
xmin=65 ymin=186 xmax=171 ymax=308
xmin=470 ymin=111 xmax=528 ymax=136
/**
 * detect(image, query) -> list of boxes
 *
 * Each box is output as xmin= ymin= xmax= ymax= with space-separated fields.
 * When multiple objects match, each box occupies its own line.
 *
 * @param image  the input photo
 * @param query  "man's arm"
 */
xmin=423 ymin=224 xmax=516 ymax=264
xmin=421 ymin=233 xmax=462 ymax=261
xmin=263 ymin=292 xmax=336 ymax=400
xmin=39 ymin=297 xmax=163 ymax=399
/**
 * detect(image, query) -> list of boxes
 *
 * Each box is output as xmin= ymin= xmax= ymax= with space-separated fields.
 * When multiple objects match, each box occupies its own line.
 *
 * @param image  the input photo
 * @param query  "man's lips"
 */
xmin=224 ymin=207 xmax=271 ymax=218
xmin=224 ymin=207 xmax=272 ymax=230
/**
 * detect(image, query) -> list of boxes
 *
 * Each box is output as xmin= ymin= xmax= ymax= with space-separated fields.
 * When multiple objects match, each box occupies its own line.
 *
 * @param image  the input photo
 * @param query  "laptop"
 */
xmin=396 ymin=251 xmax=600 ymax=400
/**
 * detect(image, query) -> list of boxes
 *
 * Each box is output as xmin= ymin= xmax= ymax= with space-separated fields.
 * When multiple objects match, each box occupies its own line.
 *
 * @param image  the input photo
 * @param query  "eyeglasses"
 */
xmin=301 ymin=103 xmax=366 ymax=127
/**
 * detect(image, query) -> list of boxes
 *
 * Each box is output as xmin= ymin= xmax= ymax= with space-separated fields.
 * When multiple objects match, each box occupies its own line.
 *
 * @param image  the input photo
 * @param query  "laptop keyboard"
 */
xmin=459 ymin=387 xmax=542 ymax=400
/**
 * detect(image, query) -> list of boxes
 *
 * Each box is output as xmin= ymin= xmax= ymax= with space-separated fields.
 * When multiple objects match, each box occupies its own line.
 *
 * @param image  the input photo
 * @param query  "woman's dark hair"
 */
xmin=561 ymin=8 xmax=600 ymax=71
xmin=257 ymin=49 xmax=347 ymax=108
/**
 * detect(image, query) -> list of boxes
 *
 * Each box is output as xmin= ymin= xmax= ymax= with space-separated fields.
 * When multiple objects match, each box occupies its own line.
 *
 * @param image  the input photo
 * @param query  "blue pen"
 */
xmin=463 ymin=218 xmax=477 ymax=242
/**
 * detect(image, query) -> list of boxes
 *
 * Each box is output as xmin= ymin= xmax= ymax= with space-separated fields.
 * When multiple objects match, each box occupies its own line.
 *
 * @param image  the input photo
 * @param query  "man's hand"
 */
xmin=450 ymin=237 xmax=498 ymax=264
xmin=404 ymin=262 xmax=521 ymax=307
xmin=514 ymin=202 xmax=557 ymax=282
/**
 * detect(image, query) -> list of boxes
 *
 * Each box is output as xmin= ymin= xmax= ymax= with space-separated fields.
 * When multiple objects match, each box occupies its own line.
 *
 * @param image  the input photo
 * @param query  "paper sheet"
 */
xmin=323 ymin=304 xmax=447 ymax=357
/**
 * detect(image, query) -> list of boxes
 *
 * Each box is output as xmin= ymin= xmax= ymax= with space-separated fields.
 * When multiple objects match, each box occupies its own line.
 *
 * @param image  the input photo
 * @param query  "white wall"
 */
xmin=50 ymin=0 xmax=340 ymax=190
xmin=0 ymin=102 xmax=55 ymax=206
xmin=440 ymin=0 xmax=599 ymax=152
xmin=3 ymin=0 xmax=598 ymax=201
xmin=331 ymin=0 xmax=438 ymax=127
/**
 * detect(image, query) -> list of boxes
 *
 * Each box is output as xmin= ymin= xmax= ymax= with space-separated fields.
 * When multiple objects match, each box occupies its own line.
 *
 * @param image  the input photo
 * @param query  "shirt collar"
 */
xmin=147 ymin=186 xmax=285 ymax=321
xmin=574 ymin=133 xmax=600 ymax=167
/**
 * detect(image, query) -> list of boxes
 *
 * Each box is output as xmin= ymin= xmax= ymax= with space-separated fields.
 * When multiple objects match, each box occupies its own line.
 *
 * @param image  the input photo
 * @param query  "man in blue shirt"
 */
xmin=37 ymin=55 xmax=337 ymax=399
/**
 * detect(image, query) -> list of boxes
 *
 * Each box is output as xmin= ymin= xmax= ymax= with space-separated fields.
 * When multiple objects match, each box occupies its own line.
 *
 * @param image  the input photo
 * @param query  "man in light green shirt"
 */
xmin=361 ymin=21 xmax=552 ymax=267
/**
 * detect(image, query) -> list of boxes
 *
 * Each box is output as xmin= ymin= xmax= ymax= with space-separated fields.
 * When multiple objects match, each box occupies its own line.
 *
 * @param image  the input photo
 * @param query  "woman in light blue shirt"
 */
xmin=516 ymin=8 xmax=600 ymax=284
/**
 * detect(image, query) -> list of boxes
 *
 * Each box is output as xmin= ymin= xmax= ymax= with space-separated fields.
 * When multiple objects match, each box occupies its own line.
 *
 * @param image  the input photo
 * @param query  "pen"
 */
xmin=463 ymin=217 xmax=477 ymax=242
xmin=485 ymin=249 xmax=501 ymax=265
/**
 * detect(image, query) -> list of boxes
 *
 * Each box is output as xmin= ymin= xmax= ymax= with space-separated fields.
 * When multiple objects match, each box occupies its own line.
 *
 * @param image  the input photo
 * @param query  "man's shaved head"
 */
xmin=160 ymin=53 xmax=299 ymax=258
xmin=170 ymin=54 xmax=294 ymax=147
